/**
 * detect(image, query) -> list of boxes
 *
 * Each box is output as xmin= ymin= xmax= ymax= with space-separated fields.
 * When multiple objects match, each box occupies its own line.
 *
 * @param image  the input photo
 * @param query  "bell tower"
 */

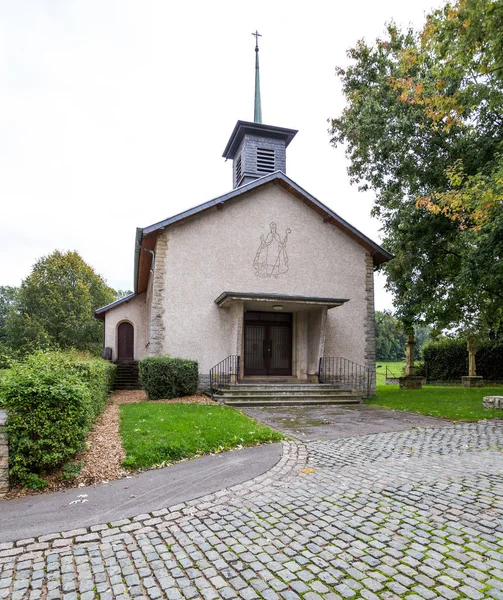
xmin=223 ymin=32 xmax=297 ymax=189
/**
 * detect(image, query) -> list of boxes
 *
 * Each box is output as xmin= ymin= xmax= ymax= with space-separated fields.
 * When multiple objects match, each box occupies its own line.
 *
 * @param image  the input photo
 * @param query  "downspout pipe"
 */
xmin=133 ymin=228 xmax=156 ymax=293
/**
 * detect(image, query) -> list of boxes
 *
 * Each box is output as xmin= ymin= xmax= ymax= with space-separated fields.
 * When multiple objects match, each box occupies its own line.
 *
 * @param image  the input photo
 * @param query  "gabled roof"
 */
xmin=134 ymin=171 xmax=393 ymax=292
xmin=95 ymin=293 xmax=138 ymax=320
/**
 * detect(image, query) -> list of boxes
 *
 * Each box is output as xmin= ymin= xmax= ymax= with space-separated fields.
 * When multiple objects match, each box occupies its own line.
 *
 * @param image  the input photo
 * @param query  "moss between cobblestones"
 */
xmin=366 ymin=384 xmax=503 ymax=421
xmin=119 ymin=402 xmax=284 ymax=469
xmin=1 ymin=426 xmax=503 ymax=599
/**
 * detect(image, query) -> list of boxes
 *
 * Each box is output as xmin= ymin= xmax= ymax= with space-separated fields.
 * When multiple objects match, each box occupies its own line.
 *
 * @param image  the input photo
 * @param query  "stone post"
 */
xmin=0 ymin=410 xmax=8 ymax=498
xmin=399 ymin=330 xmax=423 ymax=389
xmin=462 ymin=335 xmax=483 ymax=387
xmin=405 ymin=331 xmax=415 ymax=377
xmin=468 ymin=336 xmax=477 ymax=376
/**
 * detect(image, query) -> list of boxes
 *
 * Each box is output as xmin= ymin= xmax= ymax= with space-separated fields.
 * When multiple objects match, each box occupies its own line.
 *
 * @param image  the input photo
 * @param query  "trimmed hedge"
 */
xmin=0 ymin=351 xmax=115 ymax=487
xmin=139 ymin=356 xmax=199 ymax=400
xmin=417 ymin=338 xmax=503 ymax=381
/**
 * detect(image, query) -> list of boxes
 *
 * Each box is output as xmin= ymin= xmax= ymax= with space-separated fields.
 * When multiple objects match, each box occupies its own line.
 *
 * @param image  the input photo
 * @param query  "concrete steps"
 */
xmin=214 ymin=384 xmax=361 ymax=406
xmin=114 ymin=361 xmax=142 ymax=390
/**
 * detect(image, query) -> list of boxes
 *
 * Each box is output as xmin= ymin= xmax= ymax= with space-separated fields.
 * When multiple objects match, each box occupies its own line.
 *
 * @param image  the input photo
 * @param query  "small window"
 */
xmin=256 ymin=147 xmax=275 ymax=173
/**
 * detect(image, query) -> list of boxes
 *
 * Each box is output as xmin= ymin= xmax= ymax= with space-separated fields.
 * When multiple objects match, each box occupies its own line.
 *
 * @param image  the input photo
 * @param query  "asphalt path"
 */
xmin=0 ymin=442 xmax=282 ymax=543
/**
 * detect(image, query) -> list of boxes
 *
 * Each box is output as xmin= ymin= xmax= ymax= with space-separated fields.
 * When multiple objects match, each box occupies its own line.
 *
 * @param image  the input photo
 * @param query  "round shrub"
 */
xmin=139 ymin=356 xmax=199 ymax=400
xmin=0 ymin=351 xmax=116 ymax=486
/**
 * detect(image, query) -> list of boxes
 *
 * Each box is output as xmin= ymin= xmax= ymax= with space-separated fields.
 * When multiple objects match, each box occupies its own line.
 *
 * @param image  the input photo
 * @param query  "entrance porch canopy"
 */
xmin=214 ymin=291 xmax=349 ymax=311
xmin=215 ymin=292 xmax=349 ymax=380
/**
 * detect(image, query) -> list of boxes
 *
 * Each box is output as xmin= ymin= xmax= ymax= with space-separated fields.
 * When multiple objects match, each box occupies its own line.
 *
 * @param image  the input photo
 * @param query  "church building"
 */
xmin=95 ymin=36 xmax=392 ymax=400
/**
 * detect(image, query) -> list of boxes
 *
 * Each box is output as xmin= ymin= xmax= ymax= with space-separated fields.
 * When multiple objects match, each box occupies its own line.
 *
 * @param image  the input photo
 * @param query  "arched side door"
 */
xmin=117 ymin=322 xmax=134 ymax=361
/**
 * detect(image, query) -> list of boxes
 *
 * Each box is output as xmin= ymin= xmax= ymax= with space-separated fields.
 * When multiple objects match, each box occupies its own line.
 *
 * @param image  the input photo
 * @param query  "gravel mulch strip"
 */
xmin=114 ymin=390 xmax=215 ymax=405
xmin=4 ymin=390 xmax=216 ymax=499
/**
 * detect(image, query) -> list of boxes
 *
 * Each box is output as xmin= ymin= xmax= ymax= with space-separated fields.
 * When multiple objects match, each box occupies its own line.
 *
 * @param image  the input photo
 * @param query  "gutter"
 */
xmin=134 ymin=227 xmax=156 ymax=293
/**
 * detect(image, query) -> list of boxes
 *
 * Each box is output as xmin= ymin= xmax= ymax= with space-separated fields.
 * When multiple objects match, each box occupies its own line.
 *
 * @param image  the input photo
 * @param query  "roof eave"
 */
xmin=136 ymin=171 xmax=392 ymax=277
xmin=94 ymin=292 xmax=138 ymax=320
xmin=274 ymin=177 xmax=393 ymax=265
xmin=222 ymin=120 xmax=298 ymax=159
xmin=141 ymin=172 xmax=281 ymax=236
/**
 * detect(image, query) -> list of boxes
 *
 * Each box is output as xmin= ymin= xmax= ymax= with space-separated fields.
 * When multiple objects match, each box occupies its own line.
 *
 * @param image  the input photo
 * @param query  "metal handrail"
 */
xmin=209 ymin=355 xmax=240 ymax=395
xmin=319 ymin=356 xmax=375 ymax=397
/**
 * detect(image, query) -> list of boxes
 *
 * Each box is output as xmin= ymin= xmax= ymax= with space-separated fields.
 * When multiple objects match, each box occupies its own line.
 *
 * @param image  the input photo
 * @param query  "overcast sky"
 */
xmin=0 ymin=0 xmax=439 ymax=310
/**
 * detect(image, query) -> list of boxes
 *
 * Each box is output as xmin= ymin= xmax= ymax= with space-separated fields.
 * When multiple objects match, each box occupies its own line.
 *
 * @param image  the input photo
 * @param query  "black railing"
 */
xmin=319 ymin=356 xmax=375 ymax=397
xmin=210 ymin=355 xmax=240 ymax=395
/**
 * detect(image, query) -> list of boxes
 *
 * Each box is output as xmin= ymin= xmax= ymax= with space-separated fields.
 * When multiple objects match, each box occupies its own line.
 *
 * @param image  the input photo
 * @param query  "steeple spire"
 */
xmin=223 ymin=33 xmax=298 ymax=188
xmin=252 ymin=30 xmax=262 ymax=123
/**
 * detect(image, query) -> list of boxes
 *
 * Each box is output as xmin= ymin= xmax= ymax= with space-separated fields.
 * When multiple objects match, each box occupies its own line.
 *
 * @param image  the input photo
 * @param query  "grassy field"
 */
xmin=120 ymin=402 xmax=284 ymax=470
xmin=367 ymin=384 xmax=503 ymax=421
xmin=375 ymin=361 xmax=406 ymax=384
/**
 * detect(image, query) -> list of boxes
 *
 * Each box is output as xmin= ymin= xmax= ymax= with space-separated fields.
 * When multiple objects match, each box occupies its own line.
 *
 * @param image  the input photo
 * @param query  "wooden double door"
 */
xmin=244 ymin=311 xmax=292 ymax=376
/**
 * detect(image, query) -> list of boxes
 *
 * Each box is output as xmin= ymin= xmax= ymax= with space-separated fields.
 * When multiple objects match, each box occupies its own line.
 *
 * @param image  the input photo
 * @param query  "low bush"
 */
xmin=417 ymin=338 xmax=503 ymax=381
xmin=0 ymin=350 xmax=116 ymax=487
xmin=139 ymin=356 xmax=198 ymax=400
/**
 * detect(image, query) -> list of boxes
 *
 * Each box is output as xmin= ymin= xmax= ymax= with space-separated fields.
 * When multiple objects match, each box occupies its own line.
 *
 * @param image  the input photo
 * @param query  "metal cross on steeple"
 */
xmin=252 ymin=30 xmax=262 ymax=46
xmin=252 ymin=30 xmax=262 ymax=124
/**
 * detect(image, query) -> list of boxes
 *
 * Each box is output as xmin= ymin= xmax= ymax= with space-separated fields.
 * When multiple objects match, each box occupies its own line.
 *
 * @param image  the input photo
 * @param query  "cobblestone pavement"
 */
xmin=2 ymin=422 xmax=503 ymax=599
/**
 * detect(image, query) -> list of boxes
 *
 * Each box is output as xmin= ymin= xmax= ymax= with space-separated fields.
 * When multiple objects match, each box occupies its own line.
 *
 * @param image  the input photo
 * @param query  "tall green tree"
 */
xmin=6 ymin=250 xmax=115 ymax=355
xmin=375 ymin=310 xmax=405 ymax=361
xmin=0 ymin=286 xmax=18 ymax=341
xmin=375 ymin=310 xmax=430 ymax=361
xmin=330 ymin=0 xmax=503 ymax=333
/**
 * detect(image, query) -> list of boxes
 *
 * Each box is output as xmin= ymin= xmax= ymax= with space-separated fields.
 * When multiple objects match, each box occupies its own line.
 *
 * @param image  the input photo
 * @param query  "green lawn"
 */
xmin=366 ymin=384 xmax=503 ymax=421
xmin=376 ymin=361 xmax=405 ymax=383
xmin=119 ymin=402 xmax=284 ymax=470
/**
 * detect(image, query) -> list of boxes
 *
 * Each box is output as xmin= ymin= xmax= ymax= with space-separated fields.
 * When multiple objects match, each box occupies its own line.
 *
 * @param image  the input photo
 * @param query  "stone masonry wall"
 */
xmin=198 ymin=374 xmax=211 ymax=393
xmin=364 ymin=253 xmax=376 ymax=397
xmin=149 ymin=233 xmax=168 ymax=356
xmin=0 ymin=410 xmax=8 ymax=498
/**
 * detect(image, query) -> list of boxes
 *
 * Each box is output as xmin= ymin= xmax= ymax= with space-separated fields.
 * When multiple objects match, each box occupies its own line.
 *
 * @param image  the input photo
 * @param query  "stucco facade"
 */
xmin=150 ymin=183 xmax=370 ymax=376
xmin=102 ymin=293 xmax=148 ymax=362
xmin=96 ymin=121 xmax=391 ymax=396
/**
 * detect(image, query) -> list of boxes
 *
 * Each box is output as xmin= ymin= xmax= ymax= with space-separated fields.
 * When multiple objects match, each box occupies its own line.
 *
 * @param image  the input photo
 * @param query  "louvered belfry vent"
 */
xmin=223 ymin=121 xmax=298 ymax=189
xmin=256 ymin=148 xmax=275 ymax=173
